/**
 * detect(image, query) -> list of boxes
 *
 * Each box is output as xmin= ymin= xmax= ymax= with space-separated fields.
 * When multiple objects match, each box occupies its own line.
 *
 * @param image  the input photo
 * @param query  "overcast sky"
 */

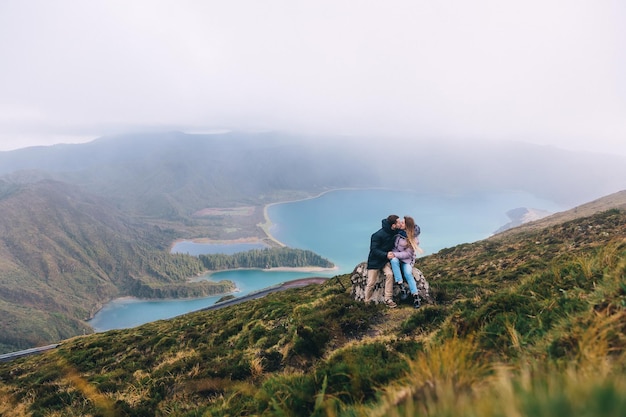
xmin=0 ymin=0 xmax=624 ymax=154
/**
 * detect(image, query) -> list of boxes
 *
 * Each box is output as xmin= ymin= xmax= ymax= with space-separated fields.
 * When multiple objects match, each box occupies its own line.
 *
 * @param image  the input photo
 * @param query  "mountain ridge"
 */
xmin=2 ymin=132 xmax=625 ymax=216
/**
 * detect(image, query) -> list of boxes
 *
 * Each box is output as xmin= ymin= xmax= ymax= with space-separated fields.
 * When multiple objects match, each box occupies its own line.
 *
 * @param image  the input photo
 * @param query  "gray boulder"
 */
xmin=350 ymin=261 xmax=433 ymax=305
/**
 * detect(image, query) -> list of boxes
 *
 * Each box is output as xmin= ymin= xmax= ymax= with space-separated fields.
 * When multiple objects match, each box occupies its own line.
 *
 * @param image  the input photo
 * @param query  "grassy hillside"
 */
xmin=0 ymin=180 xmax=234 ymax=354
xmin=0 ymin=204 xmax=623 ymax=416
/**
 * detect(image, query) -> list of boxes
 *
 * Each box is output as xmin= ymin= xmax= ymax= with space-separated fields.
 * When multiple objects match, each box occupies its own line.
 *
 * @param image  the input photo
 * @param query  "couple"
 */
xmin=364 ymin=214 xmax=422 ymax=308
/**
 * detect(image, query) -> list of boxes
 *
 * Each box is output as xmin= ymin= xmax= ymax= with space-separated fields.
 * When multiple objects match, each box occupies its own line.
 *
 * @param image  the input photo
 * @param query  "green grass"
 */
xmin=0 ymin=210 xmax=625 ymax=416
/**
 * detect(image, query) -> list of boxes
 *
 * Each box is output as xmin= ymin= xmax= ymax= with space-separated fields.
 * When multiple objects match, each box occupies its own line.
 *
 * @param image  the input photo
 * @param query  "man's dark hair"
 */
xmin=387 ymin=214 xmax=399 ymax=225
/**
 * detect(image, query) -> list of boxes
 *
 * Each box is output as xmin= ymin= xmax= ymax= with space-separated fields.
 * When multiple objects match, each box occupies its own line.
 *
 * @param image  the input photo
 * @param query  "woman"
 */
xmin=390 ymin=215 xmax=423 ymax=308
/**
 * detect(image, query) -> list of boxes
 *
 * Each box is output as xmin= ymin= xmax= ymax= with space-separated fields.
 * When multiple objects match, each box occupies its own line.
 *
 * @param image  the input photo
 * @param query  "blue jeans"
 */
xmin=390 ymin=257 xmax=418 ymax=295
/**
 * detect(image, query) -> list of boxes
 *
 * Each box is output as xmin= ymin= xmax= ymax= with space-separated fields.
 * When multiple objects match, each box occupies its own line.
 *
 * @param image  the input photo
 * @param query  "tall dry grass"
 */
xmin=366 ymin=276 xmax=626 ymax=417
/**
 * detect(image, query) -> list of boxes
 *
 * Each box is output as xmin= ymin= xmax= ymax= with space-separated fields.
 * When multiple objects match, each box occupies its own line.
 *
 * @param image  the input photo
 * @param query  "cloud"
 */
xmin=0 ymin=0 xmax=624 ymax=154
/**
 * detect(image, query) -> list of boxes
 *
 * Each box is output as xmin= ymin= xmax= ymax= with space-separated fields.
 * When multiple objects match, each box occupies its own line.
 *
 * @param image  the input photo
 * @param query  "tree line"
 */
xmin=199 ymin=247 xmax=334 ymax=270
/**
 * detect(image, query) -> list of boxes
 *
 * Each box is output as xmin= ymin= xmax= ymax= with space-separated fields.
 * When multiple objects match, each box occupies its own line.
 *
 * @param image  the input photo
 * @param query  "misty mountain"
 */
xmin=392 ymin=139 xmax=626 ymax=206
xmin=1 ymin=132 xmax=625 ymax=221
xmin=0 ymin=132 xmax=376 ymax=218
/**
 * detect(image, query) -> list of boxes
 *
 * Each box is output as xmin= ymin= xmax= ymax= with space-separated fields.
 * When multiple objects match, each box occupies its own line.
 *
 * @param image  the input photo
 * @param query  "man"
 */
xmin=364 ymin=214 xmax=400 ymax=307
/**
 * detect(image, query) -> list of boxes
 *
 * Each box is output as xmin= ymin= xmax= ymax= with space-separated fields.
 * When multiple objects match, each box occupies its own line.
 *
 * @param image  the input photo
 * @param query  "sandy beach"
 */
xmin=257 ymin=204 xmax=286 ymax=247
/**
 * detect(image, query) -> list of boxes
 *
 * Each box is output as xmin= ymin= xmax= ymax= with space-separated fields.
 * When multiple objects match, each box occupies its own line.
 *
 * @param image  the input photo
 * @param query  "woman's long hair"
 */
xmin=404 ymin=216 xmax=423 ymax=254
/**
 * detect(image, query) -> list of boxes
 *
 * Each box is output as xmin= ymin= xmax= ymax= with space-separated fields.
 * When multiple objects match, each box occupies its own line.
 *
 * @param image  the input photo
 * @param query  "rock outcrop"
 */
xmin=350 ymin=261 xmax=433 ymax=305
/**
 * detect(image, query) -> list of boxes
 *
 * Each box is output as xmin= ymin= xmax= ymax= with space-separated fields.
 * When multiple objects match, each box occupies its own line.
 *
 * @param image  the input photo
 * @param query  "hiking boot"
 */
xmin=399 ymin=286 xmax=409 ymax=301
xmin=413 ymin=294 xmax=421 ymax=309
xmin=385 ymin=299 xmax=397 ymax=308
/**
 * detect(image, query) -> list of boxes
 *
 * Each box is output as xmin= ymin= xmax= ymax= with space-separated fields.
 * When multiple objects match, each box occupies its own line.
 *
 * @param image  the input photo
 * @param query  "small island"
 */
xmin=198 ymin=247 xmax=334 ymax=271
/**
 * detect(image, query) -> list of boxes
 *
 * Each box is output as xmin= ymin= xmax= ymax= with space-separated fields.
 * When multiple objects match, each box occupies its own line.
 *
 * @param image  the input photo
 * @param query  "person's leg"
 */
xmin=403 ymin=263 xmax=421 ymax=308
xmin=364 ymin=269 xmax=380 ymax=303
xmin=382 ymin=262 xmax=396 ymax=307
xmin=390 ymin=257 xmax=403 ymax=284
xmin=401 ymin=262 xmax=418 ymax=295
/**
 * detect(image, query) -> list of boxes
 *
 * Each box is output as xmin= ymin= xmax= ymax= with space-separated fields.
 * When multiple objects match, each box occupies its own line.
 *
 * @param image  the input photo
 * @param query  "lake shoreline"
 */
xmin=86 ymin=272 xmax=335 ymax=328
xmin=100 ymin=191 xmax=354 ymax=327
xmin=171 ymin=187 xmax=401 ymax=252
xmin=169 ymin=188 xmax=353 ymax=250
xmin=92 ymin=188 xmax=561 ymax=331
xmin=199 ymin=187 xmax=394 ymax=248
xmin=200 ymin=265 xmax=339 ymax=278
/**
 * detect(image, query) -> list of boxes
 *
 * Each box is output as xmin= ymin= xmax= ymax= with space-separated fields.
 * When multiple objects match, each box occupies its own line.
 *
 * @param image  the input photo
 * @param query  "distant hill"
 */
xmin=0 ymin=180 xmax=234 ymax=353
xmin=0 ymin=132 xmax=375 ymax=219
xmin=496 ymin=189 xmax=626 ymax=236
xmin=493 ymin=207 xmax=553 ymax=233
xmin=0 ymin=196 xmax=623 ymax=416
xmin=1 ymin=132 xmax=625 ymax=220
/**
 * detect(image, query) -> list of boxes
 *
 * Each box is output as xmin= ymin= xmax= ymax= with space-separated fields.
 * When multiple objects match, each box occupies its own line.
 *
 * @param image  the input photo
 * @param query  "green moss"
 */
xmin=399 ymin=305 xmax=448 ymax=335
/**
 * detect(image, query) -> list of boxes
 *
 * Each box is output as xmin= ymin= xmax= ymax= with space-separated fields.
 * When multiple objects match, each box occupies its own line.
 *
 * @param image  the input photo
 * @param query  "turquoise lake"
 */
xmin=88 ymin=188 xmax=564 ymax=331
